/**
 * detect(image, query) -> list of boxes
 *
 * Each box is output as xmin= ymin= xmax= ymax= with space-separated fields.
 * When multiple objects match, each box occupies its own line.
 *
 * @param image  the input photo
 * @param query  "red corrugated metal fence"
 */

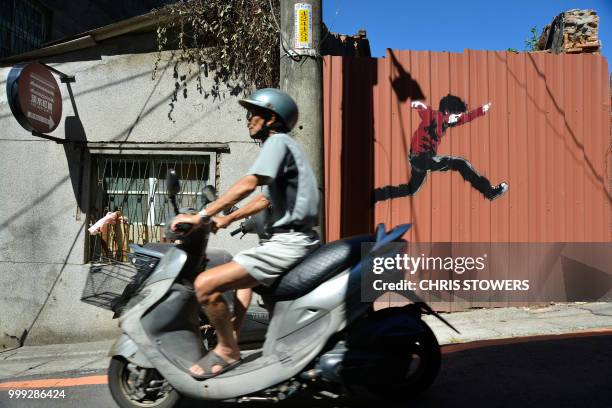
xmin=324 ymin=50 xmax=611 ymax=243
xmin=323 ymin=50 xmax=611 ymax=310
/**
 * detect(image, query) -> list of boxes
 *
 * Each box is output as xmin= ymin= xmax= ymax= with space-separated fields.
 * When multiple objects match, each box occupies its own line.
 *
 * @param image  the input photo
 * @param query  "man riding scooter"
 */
xmin=170 ymin=88 xmax=320 ymax=379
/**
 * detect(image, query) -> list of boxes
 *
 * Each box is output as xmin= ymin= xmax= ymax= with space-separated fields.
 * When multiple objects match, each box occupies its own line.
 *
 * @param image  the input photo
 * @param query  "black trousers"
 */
xmin=373 ymin=153 xmax=495 ymax=202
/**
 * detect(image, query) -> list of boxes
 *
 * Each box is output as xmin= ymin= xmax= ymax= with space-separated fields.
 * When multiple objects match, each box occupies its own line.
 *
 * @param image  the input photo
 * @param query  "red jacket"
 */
xmin=410 ymin=105 xmax=484 ymax=155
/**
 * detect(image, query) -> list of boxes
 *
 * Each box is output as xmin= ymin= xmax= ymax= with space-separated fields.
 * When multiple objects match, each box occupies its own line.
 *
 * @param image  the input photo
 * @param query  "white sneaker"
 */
xmin=488 ymin=182 xmax=509 ymax=201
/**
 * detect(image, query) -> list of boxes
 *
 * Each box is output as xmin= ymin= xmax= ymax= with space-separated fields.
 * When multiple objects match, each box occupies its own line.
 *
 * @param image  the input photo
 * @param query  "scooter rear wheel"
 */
xmin=108 ymin=356 xmax=181 ymax=408
xmin=346 ymin=312 xmax=441 ymax=402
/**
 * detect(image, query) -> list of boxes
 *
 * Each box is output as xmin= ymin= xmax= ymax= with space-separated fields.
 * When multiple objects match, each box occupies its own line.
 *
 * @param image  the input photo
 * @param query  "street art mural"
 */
xmin=323 ymin=51 xmax=612 ymax=309
xmin=372 ymin=94 xmax=508 ymax=203
xmin=324 ymin=50 xmax=611 ymax=246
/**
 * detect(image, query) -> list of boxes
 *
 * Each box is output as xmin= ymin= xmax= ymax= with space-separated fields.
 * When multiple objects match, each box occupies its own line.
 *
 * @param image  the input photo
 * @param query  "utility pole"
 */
xmin=280 ymin=0 xmax=326 ymax=241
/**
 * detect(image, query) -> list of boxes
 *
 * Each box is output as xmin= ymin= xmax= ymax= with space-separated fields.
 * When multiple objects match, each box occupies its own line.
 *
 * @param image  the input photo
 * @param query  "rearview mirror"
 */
xmin=166 ymin=169 xmax=181 ymax=198
xmin=166 ymin=170 xmax=181 ymax=215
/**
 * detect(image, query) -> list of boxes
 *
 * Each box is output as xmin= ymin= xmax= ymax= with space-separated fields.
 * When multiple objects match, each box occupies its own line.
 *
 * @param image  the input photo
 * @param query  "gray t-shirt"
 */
xmin=247 ymin=133 xmax=320 ymax=230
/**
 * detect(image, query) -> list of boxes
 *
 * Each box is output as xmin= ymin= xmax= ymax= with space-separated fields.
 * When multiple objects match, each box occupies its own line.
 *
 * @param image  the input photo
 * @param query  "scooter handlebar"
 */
xmin=228 ymin=218 xmax=258 ymax=238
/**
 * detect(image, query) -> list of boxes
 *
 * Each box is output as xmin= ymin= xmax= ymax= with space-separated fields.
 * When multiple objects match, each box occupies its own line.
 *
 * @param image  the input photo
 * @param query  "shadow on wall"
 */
xmin=336 ymin=50 xmax=427 ymax=238
xmin=64 ymin=117 xmax=89 ymax=213
xmin=62 ymin=79 xmax=90 ymax=213
xmin=337 ymin=57 xmax=375 ymax=238
xmin=388 ymin=50 xmax=425 ymax=102
xmin=562 ymin=255 xmax=612 ymax=301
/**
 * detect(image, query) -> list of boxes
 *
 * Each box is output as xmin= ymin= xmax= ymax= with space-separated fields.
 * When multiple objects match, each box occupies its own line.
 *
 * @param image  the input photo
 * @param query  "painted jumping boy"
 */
xmin=373 ymin=94 xmax=508 ymax=202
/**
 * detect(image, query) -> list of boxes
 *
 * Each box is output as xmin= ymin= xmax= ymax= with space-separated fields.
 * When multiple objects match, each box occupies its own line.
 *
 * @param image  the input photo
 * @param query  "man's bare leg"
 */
xmin=233 ymin=288 xmax=253 ymax=342
xmin=192 ymin=262 xmax=258 ymax=376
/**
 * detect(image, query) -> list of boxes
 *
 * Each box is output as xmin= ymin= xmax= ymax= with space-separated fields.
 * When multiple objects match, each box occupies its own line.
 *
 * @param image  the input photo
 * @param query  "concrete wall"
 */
xmin=0 ymin=35 xmax=260 ymax=349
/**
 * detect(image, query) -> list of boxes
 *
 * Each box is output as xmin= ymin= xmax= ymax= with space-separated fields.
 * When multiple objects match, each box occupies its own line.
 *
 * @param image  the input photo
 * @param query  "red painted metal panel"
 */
xmin=410 ymin=51 xmax=433 ymax=244
xmin=602 ymin=58 xmax=612 ymax=241
xmin=342 ymin=57 xmax=375 ymax=238
xmin=429 ymin=52 xmax=452 ymax=243
xmin=525 ymin=54 xmax=539 ymax=243
xmin=582 ymin=54 xmax=607 ymax=241
xmin=507 ymin=53 xmax=530 ymax=242
xmin=572 ymin=55 xmax=587 ymax=242
xmin=593 ymin=56 xmax=608 ymax=241
xmin=373 ymin=51 xmax=393 ymax=234
xmin=449 ymin=52 xmax=472 ymax=242
xmin=546 ymin=54 xmax=566 ymax=241
xmin=530 ymin=53 xmax=550 ymax=298
xmin=488 ymin=51 xmax=510 ymax=307
xmin=563 ymin=54 xmax=578 ymax=242
xmin=323 ymin=56 xmax=375 ymax=242
xmin=527 ymin=54 xmax=552 ymax=242
xmin=448 ymin=52 xmax=473 ymax=310
xmin=542 ymin=55 xmax=556 ymax=242
xmin=323 ymin=56 xmax=343 ymax=242
xmin=428 ymin=52 xmax=454 ymax=307
xmin=598 ymin=56 xmax=610 ymax=241
xmin=396 ymin=50 xmax=416 ymax=238
xmin=388 ymin=52 xmax=408 ymax=234
xmin=488 ymin=51 xmax=510 ymax=243
xmin=503 ymin=53 xmax=526 ymax=309
xmin=583 ymin=54 xmax=597 ymax=242
xmin=470 ymin=50 xmax=492 ymax=244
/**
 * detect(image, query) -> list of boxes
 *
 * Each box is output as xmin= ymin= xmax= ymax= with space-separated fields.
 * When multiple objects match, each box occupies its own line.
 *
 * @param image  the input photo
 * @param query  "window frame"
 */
xmin=86 ymin=152 xmax=217 ymax=263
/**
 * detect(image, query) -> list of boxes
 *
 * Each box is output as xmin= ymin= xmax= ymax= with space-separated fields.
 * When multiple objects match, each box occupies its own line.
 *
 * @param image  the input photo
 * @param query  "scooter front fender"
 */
xmin=109 ymin=334 xmax=153 ymax=368
xmin=346 ymin=305 xmax=427 ymax=349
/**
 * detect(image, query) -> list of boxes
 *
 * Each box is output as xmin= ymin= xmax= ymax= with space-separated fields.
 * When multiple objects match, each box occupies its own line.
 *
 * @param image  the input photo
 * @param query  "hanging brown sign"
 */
xmin=7 ymin=62 xmax=63 ymax=134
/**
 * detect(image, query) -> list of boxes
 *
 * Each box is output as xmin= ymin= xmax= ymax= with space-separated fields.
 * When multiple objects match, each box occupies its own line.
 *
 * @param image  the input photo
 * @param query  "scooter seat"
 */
xmin=257 ymin=234 xmax=374 ymax=301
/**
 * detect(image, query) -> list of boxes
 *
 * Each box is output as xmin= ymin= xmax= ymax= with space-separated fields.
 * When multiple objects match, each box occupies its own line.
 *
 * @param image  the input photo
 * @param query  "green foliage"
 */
xmin=152 ymin=0 xmax=280 ymax=121
xmin=524 ymin=26 xmax=540 ymax=51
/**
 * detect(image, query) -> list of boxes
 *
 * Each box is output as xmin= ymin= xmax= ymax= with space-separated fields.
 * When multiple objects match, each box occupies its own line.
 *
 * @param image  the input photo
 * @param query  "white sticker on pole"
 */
xmin=294 ymin=3 xmax=313 ymax=49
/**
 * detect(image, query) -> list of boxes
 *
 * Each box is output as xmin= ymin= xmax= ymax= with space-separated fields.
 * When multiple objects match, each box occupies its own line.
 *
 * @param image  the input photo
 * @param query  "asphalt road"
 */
xmin=1 ymin=334 xmax=611 ymax=408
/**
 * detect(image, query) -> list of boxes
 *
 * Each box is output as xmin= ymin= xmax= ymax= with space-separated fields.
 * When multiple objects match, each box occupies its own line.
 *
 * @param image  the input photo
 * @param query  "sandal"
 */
xmin=188 ymin=350 xmax=242 ymax=379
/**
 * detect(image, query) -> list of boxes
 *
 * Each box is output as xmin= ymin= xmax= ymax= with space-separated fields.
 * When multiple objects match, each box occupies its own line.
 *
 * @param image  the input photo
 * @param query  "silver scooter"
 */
xmin=106 ymin=170 xmax=457 ymax=407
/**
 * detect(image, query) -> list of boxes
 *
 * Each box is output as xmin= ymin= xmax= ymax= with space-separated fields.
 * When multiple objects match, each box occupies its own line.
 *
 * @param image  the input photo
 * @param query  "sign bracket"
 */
xmin=38 ymin=62 xmax=76 ymax=84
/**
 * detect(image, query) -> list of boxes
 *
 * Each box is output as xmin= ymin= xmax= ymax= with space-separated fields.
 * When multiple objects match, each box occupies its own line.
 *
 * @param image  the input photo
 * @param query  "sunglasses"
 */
xmin=246 ymin=110 xmax=264 ymax=120
xmin=246 ymin=108 xmax=271 ymax=121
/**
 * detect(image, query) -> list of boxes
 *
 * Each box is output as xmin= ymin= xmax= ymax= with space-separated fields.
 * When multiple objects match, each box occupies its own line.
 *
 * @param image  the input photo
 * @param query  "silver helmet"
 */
xmin=239 ymin=88 xmax=299 ymax=131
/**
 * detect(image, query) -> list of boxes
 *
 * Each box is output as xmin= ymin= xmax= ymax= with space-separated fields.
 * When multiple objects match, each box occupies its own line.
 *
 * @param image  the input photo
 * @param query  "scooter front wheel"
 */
xmin=108 ymin=356 xmax=181 ymax=408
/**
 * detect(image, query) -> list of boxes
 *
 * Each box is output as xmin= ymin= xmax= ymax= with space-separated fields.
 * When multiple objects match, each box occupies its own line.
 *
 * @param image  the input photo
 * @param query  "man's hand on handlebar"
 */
xmin=211 ymin=216 xmax=232 ymax=233
xmin=170 ymin=213 xmax=202 ymax=234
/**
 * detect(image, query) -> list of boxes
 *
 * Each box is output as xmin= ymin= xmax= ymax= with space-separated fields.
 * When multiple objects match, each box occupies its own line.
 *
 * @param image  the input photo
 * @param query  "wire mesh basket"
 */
xmin=81 ymin=253 xmax=159 ymax=311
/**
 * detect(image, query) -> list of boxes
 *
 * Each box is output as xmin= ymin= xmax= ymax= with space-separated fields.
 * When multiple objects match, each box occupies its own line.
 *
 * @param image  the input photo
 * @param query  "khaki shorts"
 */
xmin=233 ymin=231 xmax=320 ymax=287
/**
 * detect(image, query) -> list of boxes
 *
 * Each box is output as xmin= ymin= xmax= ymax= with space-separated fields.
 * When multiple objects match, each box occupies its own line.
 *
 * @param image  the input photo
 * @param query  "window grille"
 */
xmin=88 ymin=155 xmax=213 ymax=262
xmin=0 ymin=0 xmax=51 ymax=58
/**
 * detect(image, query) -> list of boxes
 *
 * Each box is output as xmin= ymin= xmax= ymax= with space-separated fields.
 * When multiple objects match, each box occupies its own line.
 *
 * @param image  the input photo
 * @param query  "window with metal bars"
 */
xmin=88 ymin=155 xmax=213 ymax=262
xmin=0 ymin=0 xmax=51 ymax=58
